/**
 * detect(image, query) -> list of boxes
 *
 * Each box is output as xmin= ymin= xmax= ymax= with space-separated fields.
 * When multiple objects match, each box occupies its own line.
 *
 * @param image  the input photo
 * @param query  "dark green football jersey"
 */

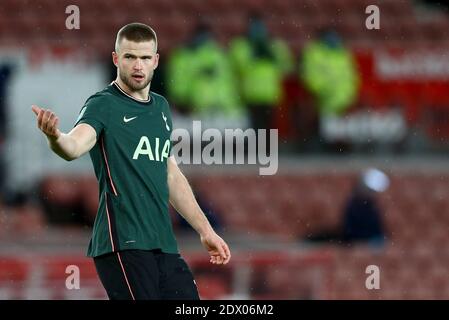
xmin=75 ymin=82 xmax=178 ymax=257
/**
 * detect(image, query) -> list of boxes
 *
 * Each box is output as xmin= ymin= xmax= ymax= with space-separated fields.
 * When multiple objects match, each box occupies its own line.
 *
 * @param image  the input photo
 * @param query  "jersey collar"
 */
xmin=112 ymin=81 xmax=152 ymax=104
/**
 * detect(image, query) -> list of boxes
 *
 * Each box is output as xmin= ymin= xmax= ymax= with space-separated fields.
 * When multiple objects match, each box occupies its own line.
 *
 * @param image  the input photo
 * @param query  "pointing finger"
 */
xmin=31 ymin=105 xmax=41 ymax=116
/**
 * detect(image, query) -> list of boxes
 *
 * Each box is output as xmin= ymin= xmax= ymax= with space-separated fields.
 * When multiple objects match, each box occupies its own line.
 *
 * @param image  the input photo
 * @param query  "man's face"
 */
xmin=113 ymin=39 xmax=159 ymax=91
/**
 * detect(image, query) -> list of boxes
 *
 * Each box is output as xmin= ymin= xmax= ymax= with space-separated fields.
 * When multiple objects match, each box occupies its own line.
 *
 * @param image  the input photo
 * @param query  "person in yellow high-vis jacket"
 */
xmin=167 ymin=22 xmax=243 ymax=118
xmin=300 ymin=29 xmax=360 ymax=116
xmin=229 ymin=15 xmax=294 ymax=130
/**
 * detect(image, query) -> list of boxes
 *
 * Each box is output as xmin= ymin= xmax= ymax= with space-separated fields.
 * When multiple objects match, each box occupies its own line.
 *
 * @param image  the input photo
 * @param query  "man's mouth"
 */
xmin=132 ymin=74 xmax=145 ymax=81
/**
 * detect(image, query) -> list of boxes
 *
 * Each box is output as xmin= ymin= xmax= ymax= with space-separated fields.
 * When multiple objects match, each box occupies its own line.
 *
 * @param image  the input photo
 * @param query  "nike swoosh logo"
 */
xmin=123 ymin=116 xmax=137 ymax=123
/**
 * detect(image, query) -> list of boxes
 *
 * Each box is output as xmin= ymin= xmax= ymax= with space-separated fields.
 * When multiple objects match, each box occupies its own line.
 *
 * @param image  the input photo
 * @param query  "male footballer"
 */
xmin=31 ymin=22 xmax=231 ymax=300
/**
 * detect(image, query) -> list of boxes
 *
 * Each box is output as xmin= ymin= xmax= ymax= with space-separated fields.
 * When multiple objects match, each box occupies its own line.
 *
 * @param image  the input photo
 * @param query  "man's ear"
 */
xmin=153 ymin=53 xmax=159 ymax=70
xmin=112 ymin=52 xmax=118 ymax=67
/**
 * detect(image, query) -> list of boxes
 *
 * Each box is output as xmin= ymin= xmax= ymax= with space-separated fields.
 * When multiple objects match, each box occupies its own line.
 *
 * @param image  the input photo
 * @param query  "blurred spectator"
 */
xmin=229 ymin=14 xmax=294 ymax=130
xmin=341 ymin=168 xmax=389 ymax=246
xmin=0 ymin=65 xmax=12 ymax=201
xmin=166 ymin=20 xmax=242 ymax=118
xmin=305 ymin=168 xmax=388 ymax=247
xmin=300 ymin=28 xmax=360 ymax=116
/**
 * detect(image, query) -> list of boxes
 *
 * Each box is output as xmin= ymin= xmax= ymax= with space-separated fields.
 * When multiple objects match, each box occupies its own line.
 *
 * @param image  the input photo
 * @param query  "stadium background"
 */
xmin=0 ymin=0 xmax=448 ymax=299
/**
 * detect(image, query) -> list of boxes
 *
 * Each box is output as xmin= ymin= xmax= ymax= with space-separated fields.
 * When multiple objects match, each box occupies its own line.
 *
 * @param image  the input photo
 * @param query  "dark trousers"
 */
xmin=248 ymin=104 xmax=275 ymax=153
xmin=94 ymin=249 xmax=200 ymax=300
xmin=248 ymin=104 xmax=274 ymax=130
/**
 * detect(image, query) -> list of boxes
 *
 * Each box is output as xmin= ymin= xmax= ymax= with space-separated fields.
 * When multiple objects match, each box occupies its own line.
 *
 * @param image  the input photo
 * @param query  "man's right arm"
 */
xmin=32 ymin=105 xmax=97 ymax=161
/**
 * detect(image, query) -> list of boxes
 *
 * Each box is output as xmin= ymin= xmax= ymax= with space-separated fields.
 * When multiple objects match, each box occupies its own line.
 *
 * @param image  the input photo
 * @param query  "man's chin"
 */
xmin=120 ymin=74 xmax=151 ymax=91
xmin=131 ymin=83 xmax=148 ymax=90
xmin=128 ymin=80 xmax=150 ymax=91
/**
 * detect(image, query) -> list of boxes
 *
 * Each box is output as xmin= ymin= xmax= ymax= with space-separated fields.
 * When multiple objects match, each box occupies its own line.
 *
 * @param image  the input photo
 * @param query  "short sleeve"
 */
xmin=74 ymin=95 xmax=108 ymax=137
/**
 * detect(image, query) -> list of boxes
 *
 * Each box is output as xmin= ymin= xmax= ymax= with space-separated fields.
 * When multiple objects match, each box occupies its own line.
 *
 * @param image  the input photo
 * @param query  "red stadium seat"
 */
xmin=195 ymin=274 xmax=231 ymax=299
xmin=42 ymin=256 xmax=98 ymax=282
xmin=0 ymin=258 xmax=29 ymax=282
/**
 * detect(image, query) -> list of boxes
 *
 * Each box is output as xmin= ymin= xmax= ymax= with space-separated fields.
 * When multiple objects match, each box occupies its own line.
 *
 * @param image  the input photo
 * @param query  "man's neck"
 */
xmin=115 ymin=77 xmax=150 ymax=102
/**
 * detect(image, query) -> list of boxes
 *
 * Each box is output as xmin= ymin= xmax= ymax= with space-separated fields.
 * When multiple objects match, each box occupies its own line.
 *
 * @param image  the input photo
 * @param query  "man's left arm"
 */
xmin=167 ymin=156 xmax=231 ymax=265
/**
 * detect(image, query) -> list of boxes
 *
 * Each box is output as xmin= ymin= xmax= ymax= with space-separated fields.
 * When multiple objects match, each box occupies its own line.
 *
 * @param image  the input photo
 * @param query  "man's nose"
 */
xmin=134 ymin=59 xmax=143 ymax=70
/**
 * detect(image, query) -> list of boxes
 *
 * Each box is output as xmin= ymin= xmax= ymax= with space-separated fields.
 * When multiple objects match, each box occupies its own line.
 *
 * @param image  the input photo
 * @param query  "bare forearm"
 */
xmin=167 ymin=157 xmax=231 ymax=265
xmin=32 ymin=106 xmax=97 ymax=162
xmin=47 ymin=133 xmax=79 ymax=161
xmin=169 ymin=169 xmax=213 ymax=236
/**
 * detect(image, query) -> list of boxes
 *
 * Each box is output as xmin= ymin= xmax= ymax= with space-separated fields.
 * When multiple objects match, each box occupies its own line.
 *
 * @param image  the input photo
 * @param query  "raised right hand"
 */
xmin=31 ymin=105 xmax=61 ymax=139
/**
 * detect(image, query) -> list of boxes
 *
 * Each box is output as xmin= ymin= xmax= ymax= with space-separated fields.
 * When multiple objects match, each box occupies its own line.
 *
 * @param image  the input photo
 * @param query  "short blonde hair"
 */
xmin=115 ymin=22 xmax=157 ymax=53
